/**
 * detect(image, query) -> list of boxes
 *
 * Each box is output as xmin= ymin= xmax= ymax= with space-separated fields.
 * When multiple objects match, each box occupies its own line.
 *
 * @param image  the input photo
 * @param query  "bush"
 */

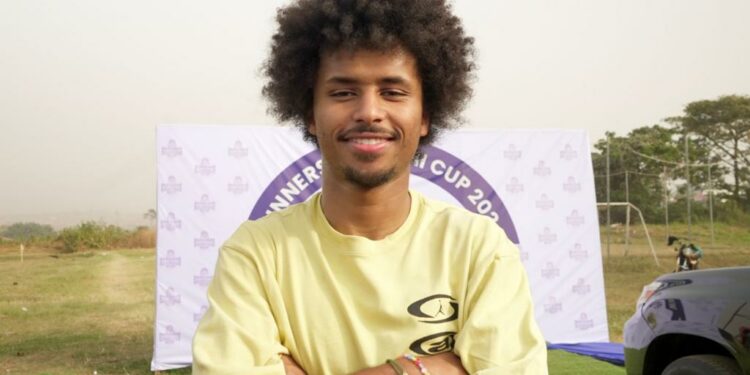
xmin=56 ymin=222 xmax=155 ymax=252
xmin=57 ymin=222 xmax=128 ymax=252
xmin=121 ymin=226 xmax=156 ymax=249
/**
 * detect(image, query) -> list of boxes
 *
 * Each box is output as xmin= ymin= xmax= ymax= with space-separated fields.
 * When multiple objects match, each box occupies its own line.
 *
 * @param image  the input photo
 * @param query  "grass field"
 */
xmin=1 ymin=223 xmax=747 ymax=374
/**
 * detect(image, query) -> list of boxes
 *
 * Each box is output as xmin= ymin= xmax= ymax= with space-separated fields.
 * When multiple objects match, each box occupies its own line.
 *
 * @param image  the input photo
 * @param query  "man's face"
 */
xmin=309 ymin=48 xmax=428 ymax=189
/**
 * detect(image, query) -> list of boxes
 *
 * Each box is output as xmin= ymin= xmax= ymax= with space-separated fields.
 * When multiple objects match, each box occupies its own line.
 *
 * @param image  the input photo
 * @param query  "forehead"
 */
xmin=316 ymin=47 xmax=421 ymax=84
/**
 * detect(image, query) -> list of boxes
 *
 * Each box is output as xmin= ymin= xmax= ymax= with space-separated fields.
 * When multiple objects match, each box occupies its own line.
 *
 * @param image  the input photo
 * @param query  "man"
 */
xmin=192 ymin=1 xmax=548 ymax=374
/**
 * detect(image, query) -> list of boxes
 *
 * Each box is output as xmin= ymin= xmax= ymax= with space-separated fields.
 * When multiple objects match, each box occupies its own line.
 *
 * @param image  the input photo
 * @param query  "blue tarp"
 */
xmin=547 ymin=342 xmax=625 ymax=366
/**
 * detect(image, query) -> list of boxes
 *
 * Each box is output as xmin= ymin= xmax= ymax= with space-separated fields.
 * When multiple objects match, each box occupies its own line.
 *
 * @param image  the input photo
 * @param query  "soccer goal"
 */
xmin=597 ymin=202 xmax=660 ymax=266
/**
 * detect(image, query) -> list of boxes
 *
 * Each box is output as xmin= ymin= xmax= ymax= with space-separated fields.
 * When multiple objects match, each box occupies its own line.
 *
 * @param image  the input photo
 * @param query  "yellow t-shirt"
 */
xmin=192 ymin=191 xmax=547 ymax=374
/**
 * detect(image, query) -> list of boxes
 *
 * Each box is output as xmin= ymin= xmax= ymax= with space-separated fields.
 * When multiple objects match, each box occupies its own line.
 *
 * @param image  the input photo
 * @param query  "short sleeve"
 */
xmin=192 ymin=228 xmax=288 ymax=375
xmin=454 ymin=225 xmax=548 ymax=375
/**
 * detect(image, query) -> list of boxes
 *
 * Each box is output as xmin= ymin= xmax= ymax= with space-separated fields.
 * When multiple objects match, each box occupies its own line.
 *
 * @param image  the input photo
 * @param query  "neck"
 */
xmin=320 ymin=170 xmax=412 ymax=241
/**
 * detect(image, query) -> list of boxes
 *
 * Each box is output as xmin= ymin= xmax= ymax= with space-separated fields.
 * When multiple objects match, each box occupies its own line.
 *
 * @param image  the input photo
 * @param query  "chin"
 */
xmin=343 ymin=166 xmax=397 ymax=189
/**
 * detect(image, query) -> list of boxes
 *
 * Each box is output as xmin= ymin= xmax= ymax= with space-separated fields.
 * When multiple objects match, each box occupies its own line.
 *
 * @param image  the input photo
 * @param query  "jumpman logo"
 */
xmin=435 ymin=301 xmax=446 ymax=317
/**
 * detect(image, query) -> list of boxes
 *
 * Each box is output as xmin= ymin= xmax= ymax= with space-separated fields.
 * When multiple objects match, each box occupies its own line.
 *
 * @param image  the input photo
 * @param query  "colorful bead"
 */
xmin=403 ymin=353 xmax=431 ymax=375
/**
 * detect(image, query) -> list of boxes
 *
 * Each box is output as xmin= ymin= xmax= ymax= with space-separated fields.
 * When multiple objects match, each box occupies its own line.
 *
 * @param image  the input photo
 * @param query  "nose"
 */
xmin=352 ymin=90 xmax=385 ymax=124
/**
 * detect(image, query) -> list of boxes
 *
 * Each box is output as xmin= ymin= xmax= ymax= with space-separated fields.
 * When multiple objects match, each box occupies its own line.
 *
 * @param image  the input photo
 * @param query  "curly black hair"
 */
xmin=262 ymin=0 xmax=475 ymax=145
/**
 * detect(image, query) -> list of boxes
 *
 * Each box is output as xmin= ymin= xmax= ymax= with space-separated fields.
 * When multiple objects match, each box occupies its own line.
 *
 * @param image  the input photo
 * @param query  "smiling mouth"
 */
xmin=350 ymin=138 xmax=390 ymax=145
xmin=340 ymin=133 xmax=395 ymax=157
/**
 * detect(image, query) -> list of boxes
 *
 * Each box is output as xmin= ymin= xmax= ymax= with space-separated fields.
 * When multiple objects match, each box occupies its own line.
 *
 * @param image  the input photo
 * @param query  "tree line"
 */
xmin=592 ymin=95 xmax=750 ymax=224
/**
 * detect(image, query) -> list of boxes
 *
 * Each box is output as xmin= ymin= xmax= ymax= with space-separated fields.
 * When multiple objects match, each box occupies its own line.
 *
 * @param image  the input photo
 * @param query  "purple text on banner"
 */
xmin=249 ymin=146 xmax=519 ymax=244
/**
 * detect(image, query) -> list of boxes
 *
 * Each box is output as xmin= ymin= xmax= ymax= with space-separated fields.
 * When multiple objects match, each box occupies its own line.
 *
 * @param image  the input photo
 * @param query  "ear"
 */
xmin=306 ymin=110 xmax=317 ymax=136
xmin=420 ymin=114 xmax=429 ymax=137
xmin=307 ymin=121 xmax=317 ymax=136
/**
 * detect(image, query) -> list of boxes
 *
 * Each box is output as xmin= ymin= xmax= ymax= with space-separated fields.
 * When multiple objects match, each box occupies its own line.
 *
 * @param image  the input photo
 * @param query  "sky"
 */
xmin=1 ymin=0 xmax=749 ymax=228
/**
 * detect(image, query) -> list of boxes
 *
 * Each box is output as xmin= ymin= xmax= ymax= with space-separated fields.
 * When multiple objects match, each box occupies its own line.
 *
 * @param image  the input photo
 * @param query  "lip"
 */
xmin=339 ymin=131 xmax=396 ymax=155
xmin=346 ymin=138 xmax=392 ymax=154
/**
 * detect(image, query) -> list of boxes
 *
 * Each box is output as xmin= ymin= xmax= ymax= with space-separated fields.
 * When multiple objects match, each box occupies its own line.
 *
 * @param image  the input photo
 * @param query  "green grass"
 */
xmin=0 ymin=249 xmax=158 ymax=374
xmin=1 ymin=221 xmax=748 ymax=374
xmin=547 ymin=350 xmax=624 ymax=374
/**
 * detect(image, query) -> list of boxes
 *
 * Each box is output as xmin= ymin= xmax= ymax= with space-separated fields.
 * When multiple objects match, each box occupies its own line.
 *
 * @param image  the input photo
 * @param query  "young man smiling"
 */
xmin=192 ymin=1 xmax=548 ymax=374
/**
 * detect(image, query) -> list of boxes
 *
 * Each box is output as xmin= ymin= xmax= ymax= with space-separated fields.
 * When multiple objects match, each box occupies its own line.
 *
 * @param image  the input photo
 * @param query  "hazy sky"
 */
xmin=1 ymin=0 xmax=749 ymax=228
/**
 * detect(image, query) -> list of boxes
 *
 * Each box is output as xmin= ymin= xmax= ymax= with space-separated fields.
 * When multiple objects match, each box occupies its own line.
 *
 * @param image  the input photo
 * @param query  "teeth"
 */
xmin=351 ymin=138 xmax=385 ymax=145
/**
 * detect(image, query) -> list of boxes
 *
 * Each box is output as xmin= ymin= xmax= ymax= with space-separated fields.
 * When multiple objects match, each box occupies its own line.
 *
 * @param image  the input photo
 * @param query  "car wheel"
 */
xmin=662 ymin=355 xmax=742 ymax=375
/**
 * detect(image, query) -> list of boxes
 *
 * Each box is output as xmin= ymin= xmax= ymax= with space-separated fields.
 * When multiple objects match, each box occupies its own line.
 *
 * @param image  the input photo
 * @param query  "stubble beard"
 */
xmin=343 ymin=165 xmax=397 ymax=189
xmin=343 ymin=151 xmax=397 ymax=188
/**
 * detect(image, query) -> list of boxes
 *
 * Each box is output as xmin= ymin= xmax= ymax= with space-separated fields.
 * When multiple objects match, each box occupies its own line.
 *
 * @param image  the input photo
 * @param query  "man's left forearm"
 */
xmin=352 ymin=352 xmax=468 ymax=375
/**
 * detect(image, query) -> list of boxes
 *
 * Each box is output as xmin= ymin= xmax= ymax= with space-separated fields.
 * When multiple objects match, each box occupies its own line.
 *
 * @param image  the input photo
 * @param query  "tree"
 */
xmin=670 ymin=95 xmax=750 ymax=210
xmin=143 ymin=209 xmax=157 ymax=227
xmin=592 ymin=126 xmax=684 ymax=222
xmin=591 ymin=124 xmax=719 ymax=223
xmin=0 ymin=222 xmax=55 ymax=242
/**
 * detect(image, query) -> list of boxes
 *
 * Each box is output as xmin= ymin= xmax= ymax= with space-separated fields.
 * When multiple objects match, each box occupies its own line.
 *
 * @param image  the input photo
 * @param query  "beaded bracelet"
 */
xmin=403 ymin=353 xmax=431 ymax=375
xmin=385 ymin=358 xmax=406 ymax=375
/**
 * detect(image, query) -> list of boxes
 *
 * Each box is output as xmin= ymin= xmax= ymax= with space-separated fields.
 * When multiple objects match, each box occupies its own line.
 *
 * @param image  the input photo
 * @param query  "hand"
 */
xmin=281 ymin=354 xmax=307 ymax=375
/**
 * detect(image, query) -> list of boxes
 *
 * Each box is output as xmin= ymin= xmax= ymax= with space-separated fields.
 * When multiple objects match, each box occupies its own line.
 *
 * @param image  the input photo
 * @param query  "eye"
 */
xmin=382 ymin=89 xmax=407 ymax=98
xmin=330 ymin=90 xmax=356 ymax=98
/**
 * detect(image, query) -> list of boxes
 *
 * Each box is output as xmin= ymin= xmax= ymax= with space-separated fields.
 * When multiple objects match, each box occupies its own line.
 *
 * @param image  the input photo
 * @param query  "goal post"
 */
xmin=596 ymin=202 xmax=660 ymax=266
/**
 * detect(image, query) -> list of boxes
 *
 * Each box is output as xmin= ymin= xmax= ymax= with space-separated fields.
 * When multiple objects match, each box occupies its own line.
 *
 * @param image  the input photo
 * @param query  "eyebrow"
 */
xmin=324 ymin=76 xmax=411 ymax=86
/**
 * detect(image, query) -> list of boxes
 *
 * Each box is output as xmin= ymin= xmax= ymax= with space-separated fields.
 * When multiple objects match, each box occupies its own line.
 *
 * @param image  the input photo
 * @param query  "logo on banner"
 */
xmin=575 ymin=313 xmax=594 ymax=330
xmin=519 ymin=245 xmax=529 ymax=261
xmin=533 ymin=161 xmax=551 ymax=177
xmin=544 ymin=296 xmax=562 ymax=314
xmin=565 ymin=210 xmax=585 ymax=226
xmin=505 ymin=177 xmax=524 ymax=194
xmin=193 ymin=231 xmax=215 ymax=250
xmin=161 ymin=139 xmax=183 ymax=158
xmin=535 ymin=194 xmax=554 ymax=211
xmin=159 ymin=250 xmax=182 ymax=268
xmin=228 ymin=140 xmax=248 ymax=158
xmin=503 ymin=144 xmax=522 ymax=161
xmin=161 ymin=176 xmax=182 ymax=195
xmin=195 ymin=158 xmax=216 ymax=176
xmin=569 ymin=243 xmax=589 ymax=261
xmin=193 ymin=268 xmax=212 ymax=287
xmin=159 ymin=287 xmax=182 ymax=306
xmin=560 ymin=144 xmax=578 ymax=160
xmin=194 ymin=194 xmax=216 ymax=213
xmin=538 ymin=227 xmax=557 ymax=245
xmin=160 ymin=212 xmax=182 ymax=232
xmin=541 ymin=262 xmax=560 ymax=279
xmin=228 ymin=176 xmax=249 ymax=195
xmin=194 ymin=305 xmax=208 ymax=322
xmin=159 ymin=325 xmax=181 ymax=344
xmin=563 ymin=176 xmax=582 ymax=193
xmin=248 ymin=146 xmax=520 ymax=244
xmin=572 ymin=278 xmax=591 ymax=295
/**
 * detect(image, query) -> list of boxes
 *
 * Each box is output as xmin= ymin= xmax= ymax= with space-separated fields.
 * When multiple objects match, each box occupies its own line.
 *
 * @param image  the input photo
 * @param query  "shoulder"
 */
xmin=414 ymin=191 xmax=499 ymax=234
xmin=413 ymin=191 xmax=517 ymax=258
xmin=223 ymin=197 xmax=314 ymax=254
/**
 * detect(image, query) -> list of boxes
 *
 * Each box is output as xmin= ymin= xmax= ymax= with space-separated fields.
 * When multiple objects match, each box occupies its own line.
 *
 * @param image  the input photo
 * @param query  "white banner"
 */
xmin=152 ymin=125 xmax=608 ymax=370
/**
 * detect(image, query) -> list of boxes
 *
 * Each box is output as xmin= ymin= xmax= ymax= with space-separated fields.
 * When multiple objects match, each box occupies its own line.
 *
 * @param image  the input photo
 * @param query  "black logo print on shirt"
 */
xmin=409 ymin=331 xmax=457 ymax=355
xmin=406 ymin=294 xmax=458 ymax=324
xmin=407 ymin=294 xmax=459 ymax=354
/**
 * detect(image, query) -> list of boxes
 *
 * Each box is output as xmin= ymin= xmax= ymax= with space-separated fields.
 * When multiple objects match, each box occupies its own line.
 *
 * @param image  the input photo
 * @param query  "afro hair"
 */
xmin=262 ymin=0 xmax=476 ymax=145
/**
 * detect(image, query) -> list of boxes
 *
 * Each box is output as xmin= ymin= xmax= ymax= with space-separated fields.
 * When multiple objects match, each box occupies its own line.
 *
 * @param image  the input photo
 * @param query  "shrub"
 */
xmin=122 ymin=226 xmax=156 ymax=249
xmin=57 ymin=221 xmax=128 ymax=252
xmin=57 ymin=222 xmax=155 ymax=252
